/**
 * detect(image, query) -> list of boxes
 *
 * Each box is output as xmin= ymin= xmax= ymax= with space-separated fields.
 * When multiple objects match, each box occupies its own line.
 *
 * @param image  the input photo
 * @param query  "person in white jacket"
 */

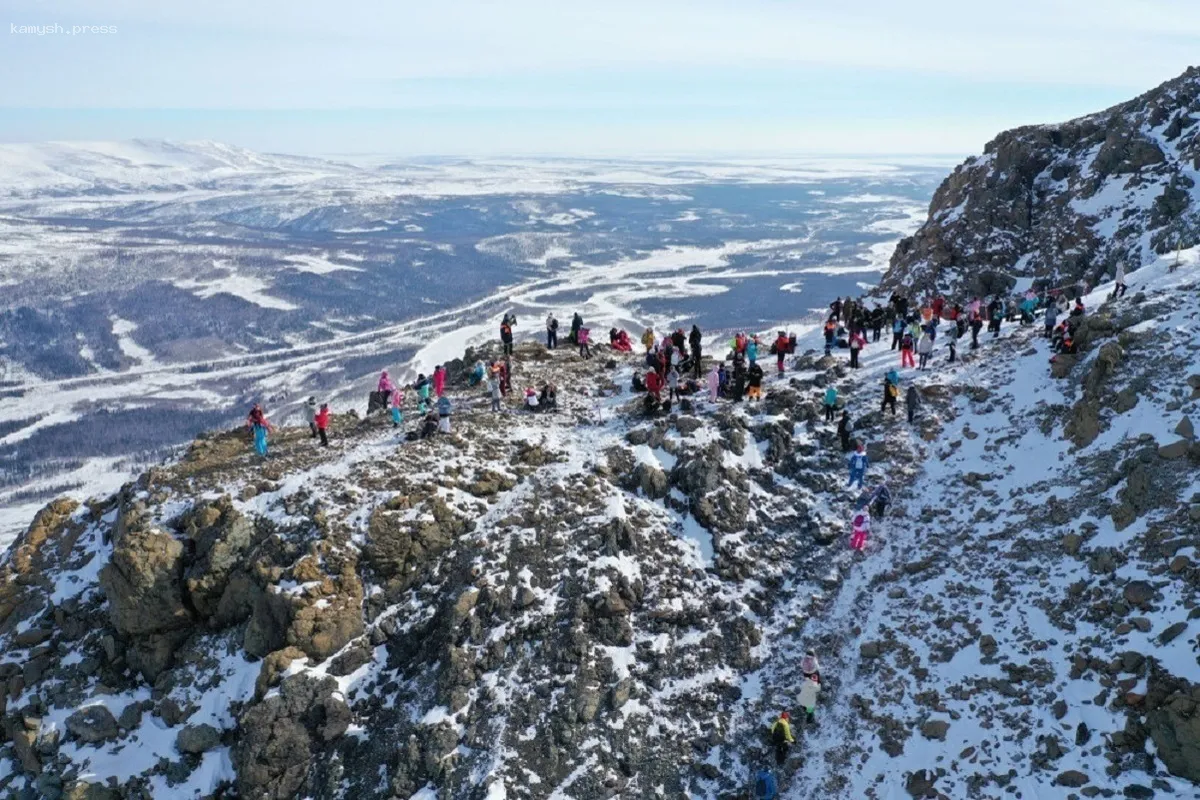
xmin=798 ymin=676 xmax=821 ymax=724
xmin=916 ymin=333 xmax=934 ymax=370
xmin=1113 ymin=260 xmax=1128 ymax=298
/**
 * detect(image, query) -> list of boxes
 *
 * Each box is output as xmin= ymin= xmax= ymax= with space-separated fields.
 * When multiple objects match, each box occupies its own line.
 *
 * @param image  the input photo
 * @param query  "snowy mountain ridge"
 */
xmin=0 ymin=245 xmax=1198 ymax=799
xmin=885 ymin=65 xmax=1200 ymax=296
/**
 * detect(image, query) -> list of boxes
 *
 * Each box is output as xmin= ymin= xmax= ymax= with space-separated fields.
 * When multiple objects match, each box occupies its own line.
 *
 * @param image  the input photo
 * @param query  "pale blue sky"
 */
xmin=3 ymin=0 xmax=1198 ymax=155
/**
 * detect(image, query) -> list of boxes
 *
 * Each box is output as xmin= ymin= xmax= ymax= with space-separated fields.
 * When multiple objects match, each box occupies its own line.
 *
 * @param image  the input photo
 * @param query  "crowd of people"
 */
xmin=238 ymin=266 xmax=1117 ymax=793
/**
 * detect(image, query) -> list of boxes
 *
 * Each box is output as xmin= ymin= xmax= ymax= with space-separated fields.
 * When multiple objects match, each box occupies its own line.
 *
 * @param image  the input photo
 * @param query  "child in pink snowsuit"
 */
xmin=706 ymin=364 xmax=720 ymax=402
xmin=850 ymin=508 xmax=871 ymax=551
xmin=433 ymin=365 xmax=446 ymax=397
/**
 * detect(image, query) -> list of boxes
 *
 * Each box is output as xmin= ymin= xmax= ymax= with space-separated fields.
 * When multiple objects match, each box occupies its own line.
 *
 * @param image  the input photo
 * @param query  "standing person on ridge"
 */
xmin=746 ymin=361 xmax=764 ymax=400
xmin=969 ymin=312 xmax=984 ymax=350
xmin=847 ymin=442 xmax=868 ymax=489
xmin=917 ymin=331 xmax=933 ymax=370
xmin=488 ymin=369 xmax=502 ymax=412
xmin=850 ymin=505 xmax=871 ymax=551
xmin=578 ymin=327 xmax=592 ymax=359
xmin=1113 ymin=259 xmax=1128 ymax=298
xmin=246 ymin=403 xmax=273 ymax=457
xmin=378 ymin=371 xmax=395 ymax=403
xmin=390 ymin=386 xmax=404 ymax=428
xmin=304 ymin=396 xmax=318 ymax=438
xmin=838 ymin=410 xmax=852 ymax=451
xmin=641 ymin=327 xmax=656 ymax=353
xmin=706 ymin=363 xmax=720 ymax=402
xmin=770 ymin=711 xmax=794 ymax=766
xmin=848 ymin=329 xmax=865 ymax=369
xmin=823 ymin=385 xmax=838 ymax=422
xmin=314 ymin=403 xmax=330 ymax=447
xmin=747 ymin=335 xmax=759 ymax=366
xmin=1044 ymin=302 xmax=1057 ymax=338
xmin=905 ymin=384 xmax=921 ymax=425
xmin=890 ymin=315 xmax=904 ymax=350
xmin=437 ymin=394 xmax=452 ymax=433
xmin=899 ymin=330 xmax=915 ymax=368
xmin=570 ymin=312 xmax=583 ymax=344
xmin=546 ymin=313 xmax=559 ymax=350
xmin=798 ymin=675 xmax=821 ymax=725
xmin=500 ymin=318 xmax=514 ymax=356
xmin=824 ymin=318 xmax=837 ymax=356
xmin=433 ymin=364 xmax=446 ymax=397
xmin=773 ymin=330 xmax=789 ymax=375
xmin=689 ymin=324 xmax=703 ymax=378
xmin=880 ymin=375 xmax=898 ymax=416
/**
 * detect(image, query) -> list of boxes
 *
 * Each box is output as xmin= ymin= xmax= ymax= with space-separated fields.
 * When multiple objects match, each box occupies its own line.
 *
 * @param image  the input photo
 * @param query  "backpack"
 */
xmin=887 ymin=383 xmax=899 ymax=399
xmin=755 ymin=773 xmax=771 ymax=797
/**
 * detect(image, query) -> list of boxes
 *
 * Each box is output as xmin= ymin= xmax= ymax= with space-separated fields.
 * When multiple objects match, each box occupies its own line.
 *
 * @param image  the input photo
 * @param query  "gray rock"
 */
xmin=176 ymin=723 xmax=221 ymax=754
xmin=1158 ymin=622 xmax=1187 ymax=645
xmin=1055 ymin=770 xmax=1089 ymax=787
xmin=920 ymin=720 xmax=950 ymax=741
xmin=1158 ymin=440 xmax=1190 ymax=460
xmin=65 ymin=706 xmax=120 ymax=745
xmin=1178 ymin=416 xmax=1195 ymax=440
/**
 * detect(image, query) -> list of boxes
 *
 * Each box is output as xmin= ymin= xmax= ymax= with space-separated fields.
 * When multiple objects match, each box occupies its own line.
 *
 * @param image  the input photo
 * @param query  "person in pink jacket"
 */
xmin=849 ymin=507 xmax=871 ymax=551
xmin=432 ymin=365 xmax=446 ymax=397
xmin=378 ymin=370 xmax=395 ymax=397
xmin=706 ymin=363 xmax=720 ymax=402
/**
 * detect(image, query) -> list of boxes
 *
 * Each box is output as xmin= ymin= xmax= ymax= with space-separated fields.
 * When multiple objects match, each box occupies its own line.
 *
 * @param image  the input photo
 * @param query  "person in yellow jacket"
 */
xmin=641 ymin=328 xmax=656 ymax=353
xmin=770 ymin=711 xmax=794 ymax=765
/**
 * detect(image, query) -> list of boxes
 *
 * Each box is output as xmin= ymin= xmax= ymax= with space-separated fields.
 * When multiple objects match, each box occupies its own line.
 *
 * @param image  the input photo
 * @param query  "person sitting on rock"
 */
xmin=524 ymin=387 xmax=540 ymax=411
xmin=1070 ymin=298 xmax=1086 ymax=318
xmin=540 ymin=383 xmax=557 ymax=411
xmin=419 ymin=409 xmax=439 ymax=438
xmin=469 ymin=360 xmax=486 ymax=386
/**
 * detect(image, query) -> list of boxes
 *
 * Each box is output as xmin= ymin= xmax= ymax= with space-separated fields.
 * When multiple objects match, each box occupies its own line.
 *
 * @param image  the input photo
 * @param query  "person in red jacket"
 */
xmin=314 ymin=403 xmax=330 ymax=447
xmin=645 ymin=369 xmax=664 ymax=400
xmin=773 ymin=331 xmax=789 ymax=375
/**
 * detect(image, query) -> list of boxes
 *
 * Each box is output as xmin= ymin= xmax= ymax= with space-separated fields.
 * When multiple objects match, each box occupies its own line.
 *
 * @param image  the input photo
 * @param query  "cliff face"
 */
xmin=885 ymin=66 xmax=1200 ymax=296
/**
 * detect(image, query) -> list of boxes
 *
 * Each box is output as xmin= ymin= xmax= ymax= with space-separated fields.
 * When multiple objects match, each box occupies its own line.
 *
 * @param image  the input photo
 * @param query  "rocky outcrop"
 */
xmin=885 ymin=66 xmax=1200 ymax=294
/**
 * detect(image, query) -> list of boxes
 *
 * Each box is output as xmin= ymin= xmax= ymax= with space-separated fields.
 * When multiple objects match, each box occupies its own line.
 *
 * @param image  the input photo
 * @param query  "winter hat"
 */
xmin=307 ymin=396 xmax=316 ymax=404
xmin=780 ymin=711 xmax=790 ymax=720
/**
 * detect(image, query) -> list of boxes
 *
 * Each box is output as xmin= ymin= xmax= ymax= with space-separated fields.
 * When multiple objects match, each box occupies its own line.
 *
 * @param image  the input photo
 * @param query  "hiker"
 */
xmin=1113 ymin=260 xmax=1128 ymax=298
xmin=539 ymin=382 xmax=558 ymax=411
xmin=246 ymin=404 xmax=273 ymax=457
xmin=500 ymin=357 xmax=513 ymax=395
xmin=1044 ymin=303 xmax=1057 ymax=338
xmin=388 ymin=386 xmax=404 ymax=427
xmin=847 ymin=443 xmax=868 ymax=489
xmin=746 ymin=336 xmax=759 ymax=366
xmin=899 ymin=330 xmax=915 ymax=368
xmin=905 ymin=384 xmax=921 ymax=424
xmin=837 ymin=410 xmax=852 ymax=451
xmin=378 ymin=371 xmax=395 ymax=403
xmin=881 ymin=376 xmax=898 ymax=416
xmin=773 ymin=331 xmax=789 ymax=374
xmin=917 ymin=332 xmax=933 ymax=370
xmin=823 ymin=318 xmax=837 ymax=355
xmin=500 ymin=318 xmax=514 ymax=355
xmin=488 ymin=370 xmax=502 ymax=412
xmin=850 ymin=506 xmax=871 ymax=551
xmin=830 ymin=297 xmax=843 ymax=322
xmin=746 ymin=361 xmax=764 ymax=400
xmin=304 ymin=396 xmax=318 ymax=438
xmin=969 ymin=313 xmax=984 ymax=350
xmin=848 ymin=329 xmax=865 ymax=369
xmin=990 ymin=303 xmax=1004 ymax=338
xmin=945 ymin=323 xmax=958 ymax=363
xmin=870 ymin=307 xmax=885 ymax=343
xmin=801 ymin=650 xmax=821 ymax=684
xmin=770 ymin=711 xmax=794 ymax=766
xmin=645 ymin=369 xmax=664 ymax=401
xmin=546 ymin=313 xmax=559 ymax=349
xmin=889 ymin=316 xmax=903 ymax=351
xmin=314 ymin=403 xmax=330 ymax=447
xmin=436 ymin=395 xmax=452 ymax=433
xmin=717 ymin=363 xmax=728 ymax=398
xmin=666 ymin=364 xmax=680 ymax=402
xmin=570 ymin=312 xmax=583 ymax=344
xmin=752 ymin=768 xmax=778 ymax=800
xmin=689 ymin=325 xmax=704 ymax=377
xmin=823 ymin=385 xmax=838 ymax=422
xmin=524 ymin=387 xmax=540 ymax=411
xmin=612 ymin=329 xmax=634 ymax=352
xmin=415 ymin=374 xmax=432 ymax=413
xmin=578 ymin=327 xmax=592 ymax=359
xmin=798 ymin=676 xmax=821 ymax=725
xmin=433 ymin=364 xmax=446 ymax=397
xmin=419 ymin=409 xmax=439 ymax=439
xmin=706 ymin=364 xmax=720 ymax=402
xmin=1071 ymin=298 xmax=1086 ymax=318
xmin=731 ymin=357 xmax=747 ymax=403
xmin=469 ymin=361 xmax=486 ymax=386
xmin=641 ymin=328 xmax=656 ymax=353
xmin=870 ymin=482 xmax=891 ymax=518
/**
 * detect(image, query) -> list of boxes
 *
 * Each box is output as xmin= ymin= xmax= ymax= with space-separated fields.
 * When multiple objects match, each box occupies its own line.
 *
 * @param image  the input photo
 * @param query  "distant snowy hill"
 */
xmin=0 ymin=139 xmax=355 ymax=198
xmin=886 ymin=65 xmax=1200 ymax=295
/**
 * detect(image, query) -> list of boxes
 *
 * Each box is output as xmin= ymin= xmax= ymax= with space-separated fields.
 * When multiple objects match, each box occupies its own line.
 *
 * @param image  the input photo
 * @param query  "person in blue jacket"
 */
xmin=752 ymin=767 xmax=778 ymax=799
xmin=847 ymin=443 xmax=869 ymax=489
xmin=891 ymin=317 xmax=905 ymax=350
xmin=747 ymin=336 xmax=759 ymax=365
xmin=1044 ymin=303 xmax=1057 ymax=338
xmin=823 ymin=386 xmax=838 ymax=422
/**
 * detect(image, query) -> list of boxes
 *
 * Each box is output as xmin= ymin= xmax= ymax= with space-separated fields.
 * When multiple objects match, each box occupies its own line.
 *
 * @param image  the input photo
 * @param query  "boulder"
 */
xmin=920 ymin=720 xmax=950 ymax=741
xmin=235 ymin=675 xmax=352 ymax=799
xmin=1054 ymin=770 xmax=1089 ymax=787
xmin=363 ymin=498 xmax=467 ymax=587
xmin=1123 ymin=581 xmax=1155 ymax=606
xmin=1159 ymin=440 xmax=1189 ymax=460
xmin=1178 ymin=416 xmax=1195 ymax=440
xmin=176 ymin=723 xmax=221 ymax=754
xmin=1158 ymin=622 xmax=1187 ymax=645
xmin=99 ymin=527 xmax=191 ymax=638
xmin=1147 ymin=696 xmax=1200 ymax=781
xmin=181 ymin=497 xmax=256 ymax=620
xmin=65 ymin=706 xmax=120 ymax=745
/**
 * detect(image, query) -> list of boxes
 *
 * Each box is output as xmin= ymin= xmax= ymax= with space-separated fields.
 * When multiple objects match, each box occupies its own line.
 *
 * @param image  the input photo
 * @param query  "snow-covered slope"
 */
xmin=0 ymin=246 xmax=1197 ymax=798
xmin=885 ymin=65 xmax=1200 ymax=296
